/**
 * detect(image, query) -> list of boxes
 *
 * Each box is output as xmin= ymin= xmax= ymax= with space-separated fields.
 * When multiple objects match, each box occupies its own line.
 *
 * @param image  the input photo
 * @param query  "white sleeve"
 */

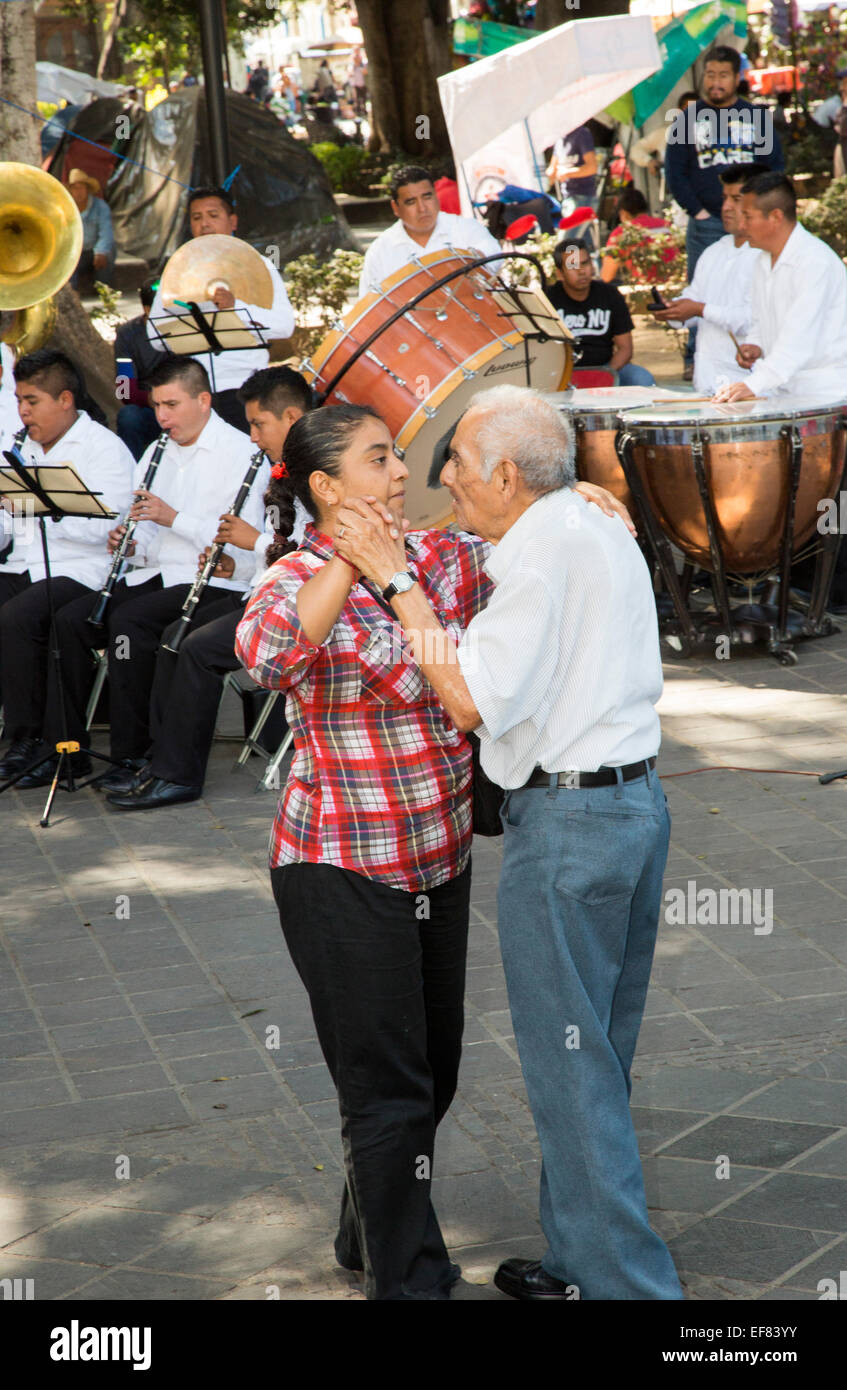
xmin=145 ymin=284 xmax=170 ymax=355
xmin=358 ymin=240 xmax=381 ymax=297
xmin=48 ymin=434 xmax=134 ymax=548
xmin=457 ymin=568 xmax=559 ymax=742
xmin=237 ymin=261 xmax=294 ymax=342
xmin=746 ymin=260 xmax=835 ymax=394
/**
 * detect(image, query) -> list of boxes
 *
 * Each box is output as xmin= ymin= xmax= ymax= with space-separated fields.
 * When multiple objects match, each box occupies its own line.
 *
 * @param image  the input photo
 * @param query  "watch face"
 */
xmin=394 ymin=572 xmax=414 ymax=592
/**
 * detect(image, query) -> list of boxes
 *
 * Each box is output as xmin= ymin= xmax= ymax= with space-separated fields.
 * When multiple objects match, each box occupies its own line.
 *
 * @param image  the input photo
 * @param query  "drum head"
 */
xmin=399 ymin=335 xmax=570 ymax=528
xmin=620 ymin=397 xmax=847 ymax=427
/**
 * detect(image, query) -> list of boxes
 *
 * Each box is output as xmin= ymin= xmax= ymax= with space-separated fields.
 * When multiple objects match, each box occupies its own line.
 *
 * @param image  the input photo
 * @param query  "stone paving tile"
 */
xmin=4 ymin=644 xmax=847 ymax=1302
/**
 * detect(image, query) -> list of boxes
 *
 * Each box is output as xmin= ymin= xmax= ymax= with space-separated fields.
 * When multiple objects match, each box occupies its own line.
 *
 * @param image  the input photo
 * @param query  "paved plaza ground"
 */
xmin=2 ymin=615 xmax=847 ymax=1303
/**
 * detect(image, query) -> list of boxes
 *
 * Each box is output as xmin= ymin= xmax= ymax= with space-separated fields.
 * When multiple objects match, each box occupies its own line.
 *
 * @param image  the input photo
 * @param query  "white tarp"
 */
xmin=437 ymin=15 xmax=661 ymax=215
xmin=36 ymin=62 xmax=128 ymax=106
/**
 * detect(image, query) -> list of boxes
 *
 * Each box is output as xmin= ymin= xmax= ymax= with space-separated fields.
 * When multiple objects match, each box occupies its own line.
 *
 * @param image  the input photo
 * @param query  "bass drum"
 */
xmin=303 ymin=249 xmax=573 ymax=528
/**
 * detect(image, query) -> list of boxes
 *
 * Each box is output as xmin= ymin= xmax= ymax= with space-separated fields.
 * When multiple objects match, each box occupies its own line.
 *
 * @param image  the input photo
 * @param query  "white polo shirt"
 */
xmin=457 ymin=488 xmax=663 ymax=789
xmin=358 ymin=211 xmax=502 ymax=296
xmin=745 ymin=221 xmax=847 ymax=402
xmin=1 ymin=411 xmax=134 ymax=589
xmin=126 ymin=412 xmax=264 ymax=591
xmin=147 ymin=249 xmax=295 ymax=393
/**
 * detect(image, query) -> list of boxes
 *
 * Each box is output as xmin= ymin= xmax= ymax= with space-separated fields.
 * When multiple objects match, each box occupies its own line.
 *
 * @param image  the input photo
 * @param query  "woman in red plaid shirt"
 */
xmin=236 ymin=403 xmax=625 ymax=1300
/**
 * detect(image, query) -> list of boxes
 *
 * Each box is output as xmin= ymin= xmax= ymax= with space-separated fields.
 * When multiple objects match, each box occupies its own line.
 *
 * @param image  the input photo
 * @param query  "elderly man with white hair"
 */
xmin=335 ymin=384 xmax=682 ymax=1302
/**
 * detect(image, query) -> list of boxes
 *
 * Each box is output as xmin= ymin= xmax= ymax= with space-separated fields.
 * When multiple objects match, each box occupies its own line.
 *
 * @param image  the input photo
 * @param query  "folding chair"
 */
xmin=85 ymin=649 xmax=109 ymax=731
xmin=225 ymin=671 xmax=294 ymax=790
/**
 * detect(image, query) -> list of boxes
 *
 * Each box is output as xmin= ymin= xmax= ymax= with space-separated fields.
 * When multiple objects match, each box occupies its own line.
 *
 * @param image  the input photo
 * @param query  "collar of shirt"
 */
xmin=484 ymin=490 xmax=566 ymax=586
xmin=763 ymin=221 xmax=806 ymax=273
xmin=30 ymin=409 xmax=91 ymax=460
xmin=162 ymin=410 xmax=226 ymax=466
xmin=388 ymin=210 xmax=456 ymax=257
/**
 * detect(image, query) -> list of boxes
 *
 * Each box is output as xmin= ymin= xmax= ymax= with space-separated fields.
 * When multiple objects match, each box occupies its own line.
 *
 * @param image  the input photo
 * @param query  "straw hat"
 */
xmin=67 ymin=168 xmax=101 ymax=196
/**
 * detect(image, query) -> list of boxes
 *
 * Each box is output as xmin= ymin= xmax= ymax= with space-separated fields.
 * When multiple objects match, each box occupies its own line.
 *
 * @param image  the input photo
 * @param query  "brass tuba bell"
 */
xmin=0 ymin=162 xmax=83 ymax=355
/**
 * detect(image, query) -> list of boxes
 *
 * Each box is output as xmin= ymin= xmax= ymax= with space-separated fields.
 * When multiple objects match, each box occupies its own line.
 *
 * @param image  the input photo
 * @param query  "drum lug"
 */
xmin=436 ymin=310 xmax=448 ymax=321
xmin=393 ymin=445 xmax=405 ymax=461
xmin=460 ymin=368 xmax=476 ymax=381
xmin=423 ymin=405 xmax=438 ymax=419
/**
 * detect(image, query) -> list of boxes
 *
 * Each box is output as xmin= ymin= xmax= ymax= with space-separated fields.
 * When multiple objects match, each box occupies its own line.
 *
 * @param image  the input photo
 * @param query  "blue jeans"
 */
xmin=600 ymin=362 xmax=655 ymax=387
xmin=116 ymin=403 xmax=160 ymax=462
xmin=684 ymin=214 xmax=724 ymax=364
xmin=497 ymin=765 xmax=683 ymax=1300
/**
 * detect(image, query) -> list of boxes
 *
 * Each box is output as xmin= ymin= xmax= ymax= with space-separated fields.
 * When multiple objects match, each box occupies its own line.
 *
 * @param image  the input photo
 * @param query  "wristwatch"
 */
xmin=382 ymin=570 xmax=416 ymax=602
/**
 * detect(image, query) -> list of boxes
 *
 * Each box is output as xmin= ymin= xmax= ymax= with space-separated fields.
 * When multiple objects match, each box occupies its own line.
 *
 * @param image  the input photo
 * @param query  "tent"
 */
xmin=612 ymin=1 xmax=746 ymax=127
xmin=36 ymin=62 xmax=127 ymax=106
xmin=437 ymin=15 xmax=661 ymax=216
xmin=104 ymin=87 xmax=357 ymax=271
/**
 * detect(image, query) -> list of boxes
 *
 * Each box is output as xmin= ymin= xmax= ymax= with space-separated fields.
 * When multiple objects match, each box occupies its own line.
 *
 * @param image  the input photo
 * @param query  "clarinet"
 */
xmin=2 ymin=423 xmax=29 ymax=469
xmin=162 ymin=446 xmax=266 ymax=656
xmin=87 ymin=429 xmax=169 ymax=633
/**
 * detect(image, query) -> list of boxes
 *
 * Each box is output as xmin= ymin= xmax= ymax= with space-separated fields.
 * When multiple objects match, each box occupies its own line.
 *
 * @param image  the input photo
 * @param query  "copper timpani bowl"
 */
xmin=617 ymin=398 xmax=847 ymax=574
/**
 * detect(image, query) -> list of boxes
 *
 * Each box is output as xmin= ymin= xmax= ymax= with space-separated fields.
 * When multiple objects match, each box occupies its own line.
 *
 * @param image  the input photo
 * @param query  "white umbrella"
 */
xmin=437 ymin=15 xmax=661 ymax=215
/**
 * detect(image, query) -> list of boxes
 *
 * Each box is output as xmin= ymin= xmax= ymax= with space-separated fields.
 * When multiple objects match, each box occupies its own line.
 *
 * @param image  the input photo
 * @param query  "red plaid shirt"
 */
xmin=235 ymin=524 xmax=493 ymax=891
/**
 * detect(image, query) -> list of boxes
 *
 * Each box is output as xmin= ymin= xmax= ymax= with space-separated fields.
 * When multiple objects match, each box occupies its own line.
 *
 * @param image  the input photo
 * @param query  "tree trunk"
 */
xmin=96 ymin=0 xmax=127 ymax=80
xmin=536 ymin=0 xmax=629 ymax=23
xmin=356 ymin=0 xmax=452 ymax=157
xmin=0 ymin=1 xmax=117 ymax=422
xmin=0 ymin=1 xmax=40 ymax=163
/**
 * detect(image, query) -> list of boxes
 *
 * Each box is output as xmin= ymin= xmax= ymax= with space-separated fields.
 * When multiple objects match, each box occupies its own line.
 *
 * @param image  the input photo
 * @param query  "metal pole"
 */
xmin=198 ymin=0 xmax=231 ymax=186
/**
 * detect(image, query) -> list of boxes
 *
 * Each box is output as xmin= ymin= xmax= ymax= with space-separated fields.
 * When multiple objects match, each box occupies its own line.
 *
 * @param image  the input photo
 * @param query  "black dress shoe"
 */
xmin=494 ymin=1258 xmax=574 ymax=1300
xmin=91 ymin=759 xmax=149 ymax=794
xmin=17 ymin=751 xmax=92 ymax=789
xmin=106 ymin=776 xmax=202 ymax=811
xmin=0 ymin=737 xmax=42 ymax=780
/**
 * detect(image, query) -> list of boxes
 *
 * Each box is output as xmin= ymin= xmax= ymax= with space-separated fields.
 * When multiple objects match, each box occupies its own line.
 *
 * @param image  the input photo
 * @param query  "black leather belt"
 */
xmin=523 ymin=757 xmax=656 ymax=790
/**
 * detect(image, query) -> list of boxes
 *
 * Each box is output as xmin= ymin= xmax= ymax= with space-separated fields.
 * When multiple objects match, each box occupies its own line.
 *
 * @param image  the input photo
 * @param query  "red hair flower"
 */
xmin=271 ymin=461 xmax=288 ymax=479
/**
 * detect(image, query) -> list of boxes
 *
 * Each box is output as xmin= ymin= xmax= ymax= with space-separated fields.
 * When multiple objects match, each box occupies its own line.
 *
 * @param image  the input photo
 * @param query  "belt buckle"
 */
xmin=561 ymin=770 xmax=581 ymax=790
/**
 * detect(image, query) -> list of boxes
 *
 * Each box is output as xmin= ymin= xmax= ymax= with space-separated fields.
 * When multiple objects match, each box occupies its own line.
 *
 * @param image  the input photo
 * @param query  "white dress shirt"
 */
xmin=248 ymin=497 xmax=309 ymax=591
xmin=126 ymin=412 xmax=263 ymax=591
xmin=147 ymin=250 xmax=295 ymax=393
xmin=1 ymin=411 xmax=134 ymax=588
xmin=457 ymin=488 xmax=663 ymax=789
xmin=744 ymin=221 xmax=847 ymax=402
xmin=0 ymin=343 xmax=22 ymax=459
xmin=358 ymin=211 xmax=502 ymax=297
xmin=680 ymin=234 xmax=759 ymax=395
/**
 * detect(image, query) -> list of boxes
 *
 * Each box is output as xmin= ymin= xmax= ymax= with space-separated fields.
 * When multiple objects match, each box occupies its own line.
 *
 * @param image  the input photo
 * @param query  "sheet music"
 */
xmin=0 ymin=463 xmax=116 ymax=518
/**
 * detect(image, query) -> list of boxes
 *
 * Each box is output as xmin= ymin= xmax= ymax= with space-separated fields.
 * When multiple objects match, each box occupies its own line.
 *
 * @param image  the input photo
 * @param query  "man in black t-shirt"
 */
xmin=548 ymin=240 xmax=655 ymax=385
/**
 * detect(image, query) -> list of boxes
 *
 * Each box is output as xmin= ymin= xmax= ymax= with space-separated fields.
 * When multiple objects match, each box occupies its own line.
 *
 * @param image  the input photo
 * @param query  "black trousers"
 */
xmin=47 ymin=578 xmax=232 ymax=761
xmin=0 ymin=573 xmax=92 ymax=742
xmin=271 ymin=858 xmax=471 ymax=1301
xmin=148 ymin=594 xmax=245 ymax=787
xmin=211 ymin=389 xmax=248 ymax=434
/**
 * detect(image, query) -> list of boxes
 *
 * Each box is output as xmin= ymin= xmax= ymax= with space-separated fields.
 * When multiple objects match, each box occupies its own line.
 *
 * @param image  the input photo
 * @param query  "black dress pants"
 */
xmin=148 ymin=594 xmax=245 ymax=787
xmin=0 ymin=573 xmax=92 ymax=741
xmin=211 ymin=389 xmax=248 ymax=434
xmin=271 ymin=858 xmax=471 ymax=1301
xmin=46 ymin=576 xmax=162 ymax=753
xmin=47 ymin=578 xmax=232 ymax=761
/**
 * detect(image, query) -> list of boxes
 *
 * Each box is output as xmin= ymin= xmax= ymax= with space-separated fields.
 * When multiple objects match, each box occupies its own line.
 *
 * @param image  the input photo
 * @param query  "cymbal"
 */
xmin=160 ymin=234 xmax=273 ymax=310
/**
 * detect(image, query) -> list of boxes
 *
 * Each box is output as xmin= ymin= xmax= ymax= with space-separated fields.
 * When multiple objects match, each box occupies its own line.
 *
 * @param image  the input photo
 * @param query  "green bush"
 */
xmin=310 ymin=142 xmax=397 ymax=197
xmin=801 ymin=177 xmax=847 ymax=259
xmin=784 ymin=124 xmax=834 ymax=178
xmin=284 ymin=248 xmax=364 ymax=356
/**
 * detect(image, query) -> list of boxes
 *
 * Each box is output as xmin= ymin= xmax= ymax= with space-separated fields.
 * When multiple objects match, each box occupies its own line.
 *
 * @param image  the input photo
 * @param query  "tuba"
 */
xmin=0 ymin=163 xmax=83 ymax=356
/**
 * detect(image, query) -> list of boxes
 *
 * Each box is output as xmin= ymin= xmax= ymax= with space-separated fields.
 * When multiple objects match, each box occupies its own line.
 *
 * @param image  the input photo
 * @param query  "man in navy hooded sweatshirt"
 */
xmin=665 ymin=45 xmax=784 ymax=374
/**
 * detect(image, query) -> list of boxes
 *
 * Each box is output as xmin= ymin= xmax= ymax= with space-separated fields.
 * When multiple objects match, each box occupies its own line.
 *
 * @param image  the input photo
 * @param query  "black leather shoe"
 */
xmin=494 ymin=1258 xmax=574 ymax=1300
xmin=91 ymin=758 xmax=149 ymax=794
xmin=106 ymin=777 xmax=202 ymax=811
xmin=18 ymin=751 xmax=92 ymax=789
xmin=0 ymin=737 xmax=42 ymax=780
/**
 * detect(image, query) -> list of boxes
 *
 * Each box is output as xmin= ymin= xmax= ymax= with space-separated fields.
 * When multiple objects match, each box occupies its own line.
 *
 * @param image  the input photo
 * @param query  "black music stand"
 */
xmin=149 ymin=301 xmax=269 ymax=357
xmin=0 ymin=451 xmax=121 ymax=827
